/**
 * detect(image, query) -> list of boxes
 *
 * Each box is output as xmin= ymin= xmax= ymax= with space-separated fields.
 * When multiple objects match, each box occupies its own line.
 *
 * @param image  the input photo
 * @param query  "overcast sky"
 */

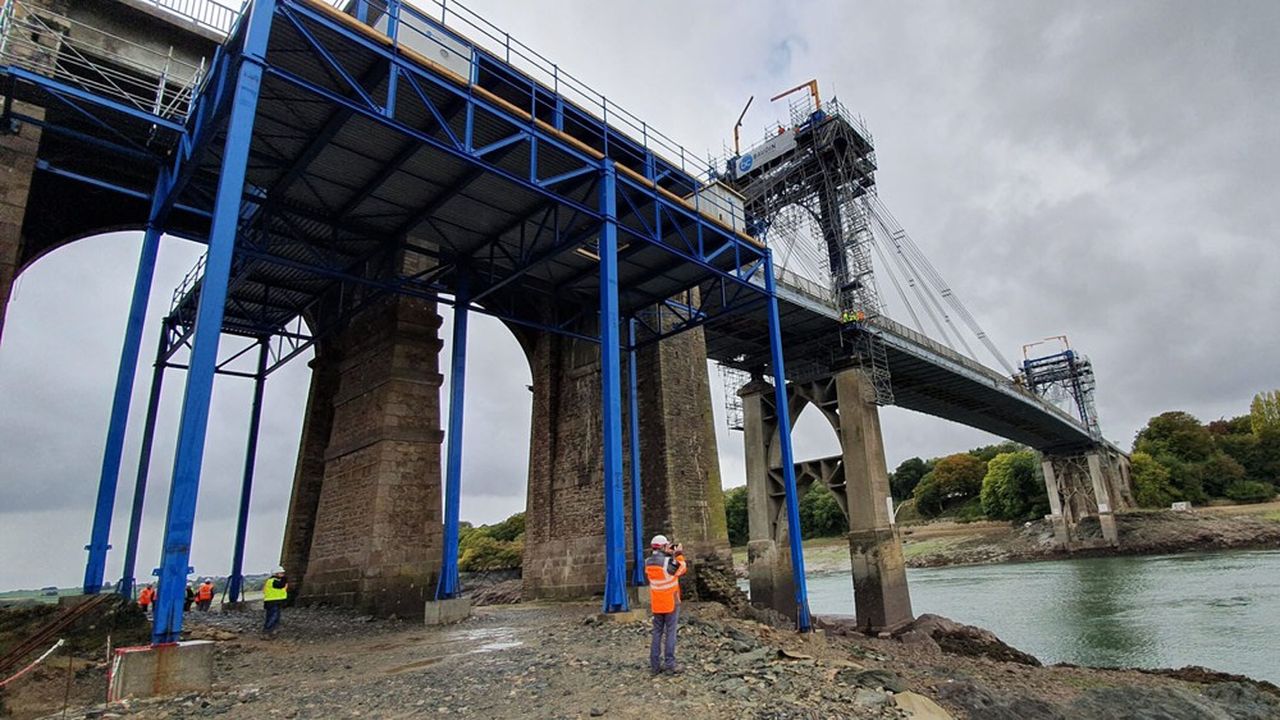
xmin=2 ymin=0 xmax=1277 ymax=591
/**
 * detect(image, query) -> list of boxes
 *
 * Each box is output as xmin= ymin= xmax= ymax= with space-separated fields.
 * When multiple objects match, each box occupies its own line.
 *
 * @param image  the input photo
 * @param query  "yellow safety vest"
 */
xmin=262 ymin=577 xmax=288 ymax=602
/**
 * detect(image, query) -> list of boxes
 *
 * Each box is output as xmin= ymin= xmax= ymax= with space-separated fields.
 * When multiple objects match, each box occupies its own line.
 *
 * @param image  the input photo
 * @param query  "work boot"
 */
xmin=665 ymin=664 xmax=683 ymax=675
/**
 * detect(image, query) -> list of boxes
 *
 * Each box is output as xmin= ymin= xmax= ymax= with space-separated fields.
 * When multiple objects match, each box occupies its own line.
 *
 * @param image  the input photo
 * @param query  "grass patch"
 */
xmin=1263 ymin=510 xmax=1280 ymax=523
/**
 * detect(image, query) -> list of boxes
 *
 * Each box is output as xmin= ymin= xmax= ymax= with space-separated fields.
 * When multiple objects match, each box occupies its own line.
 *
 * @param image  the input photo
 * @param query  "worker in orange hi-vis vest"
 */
xmin=196 ymin=579 xmax=215 ymax=611
xmin=644 ymin=535 xmax=688 ymax=675
xmin=137 ymin=584 xmax=155 ymax=615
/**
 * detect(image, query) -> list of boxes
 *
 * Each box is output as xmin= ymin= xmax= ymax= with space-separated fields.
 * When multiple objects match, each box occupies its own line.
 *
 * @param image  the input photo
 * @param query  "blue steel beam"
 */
xmin=598 ymin=161 xmax=628 ymax=613
xmin=763 ymin=252 xmax=811 ymax=632
xmin=83 ymin=169 xmax=171 ymax=595
xmin=227 ymin=338 xmax=270 ymax=604
xmin=151 ymin=0 xmax=276 ymax=645
xmin=627 ymin=318 xmax=645 ymax=587
xmin=118 ymin=325 xmax=170 ymax=599
xmin=436 ymin=273 xmax=469 ymax=600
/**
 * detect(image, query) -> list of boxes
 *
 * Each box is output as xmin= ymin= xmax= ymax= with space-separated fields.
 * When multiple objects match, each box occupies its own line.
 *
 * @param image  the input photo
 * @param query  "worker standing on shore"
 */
xmin=137 ymin=584 xmax=155 ymax=615
xmin=196 ymin=579 xmax=215 ymax=611
xmin=184 ymin=583 xmax=195 ymax=612
xmin=262 ymin=566 xmax=289 ymax=637
xmin=644 ymin=535 xmax=687 ymax=675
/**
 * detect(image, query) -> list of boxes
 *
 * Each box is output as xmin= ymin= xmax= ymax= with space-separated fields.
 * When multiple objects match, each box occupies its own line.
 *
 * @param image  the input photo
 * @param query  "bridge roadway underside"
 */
xmin=703 ymin=290 xmax=1097 ymax=455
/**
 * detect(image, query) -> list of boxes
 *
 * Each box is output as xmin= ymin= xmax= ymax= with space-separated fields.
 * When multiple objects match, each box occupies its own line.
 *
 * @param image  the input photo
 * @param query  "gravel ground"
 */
xmin=27 ymin=600 xmax=1280 ymax=720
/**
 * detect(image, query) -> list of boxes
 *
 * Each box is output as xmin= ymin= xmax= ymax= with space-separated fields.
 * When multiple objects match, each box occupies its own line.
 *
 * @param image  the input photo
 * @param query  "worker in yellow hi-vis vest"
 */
xmin=262 ymin=566 xmax=289 ymax=636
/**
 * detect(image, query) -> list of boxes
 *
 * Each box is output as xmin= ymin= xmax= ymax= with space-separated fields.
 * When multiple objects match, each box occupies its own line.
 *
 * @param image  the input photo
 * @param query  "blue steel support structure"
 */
xmin=436 ymin=275 xmax=469 ymax=600
xmin=627 ymin=318 xmax=645 ymax=587
xmin=118 ymin=325 xmax=170 ymax=599
xmin=83 ymin=173 xmax=170 ymax=594
xmin=152 ymin=0 xmax=276 ymax=644
xmin=599 ymin=161 xmax=628 ymax=613
xmin=763 ymin=254 xmax=811 ymax=632
xmin=228 ymin=338 xmax=270 ymax=604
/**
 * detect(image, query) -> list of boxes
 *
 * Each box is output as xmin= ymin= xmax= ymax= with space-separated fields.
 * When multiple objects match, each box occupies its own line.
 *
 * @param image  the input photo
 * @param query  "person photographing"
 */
xmin=644 ymin=535 xmax=688 ymax=675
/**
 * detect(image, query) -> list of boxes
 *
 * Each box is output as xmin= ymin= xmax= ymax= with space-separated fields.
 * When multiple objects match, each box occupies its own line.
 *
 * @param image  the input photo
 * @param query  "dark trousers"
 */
xmin=264 ymin=602 xmax=282 ymax=633
xmin=197 ymin=599 xmax=212 ymax=612
xmin=650 ymin=607 xmax=679 ymax=671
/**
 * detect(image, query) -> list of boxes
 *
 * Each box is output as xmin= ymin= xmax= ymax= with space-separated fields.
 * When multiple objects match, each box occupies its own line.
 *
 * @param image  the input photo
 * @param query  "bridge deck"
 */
xmin=153 ymin=0 xmax=1100 ymax=454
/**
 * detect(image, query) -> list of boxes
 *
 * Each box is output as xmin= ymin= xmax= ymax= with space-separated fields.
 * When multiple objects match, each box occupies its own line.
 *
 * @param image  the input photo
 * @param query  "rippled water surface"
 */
xmin=805 ymin=549 xmax=1280 ymax=684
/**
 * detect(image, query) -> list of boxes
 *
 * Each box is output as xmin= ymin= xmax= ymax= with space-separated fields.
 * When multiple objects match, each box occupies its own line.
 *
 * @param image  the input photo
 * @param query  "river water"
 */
xmin=804 ymin=549 xmax=1280 ymax=684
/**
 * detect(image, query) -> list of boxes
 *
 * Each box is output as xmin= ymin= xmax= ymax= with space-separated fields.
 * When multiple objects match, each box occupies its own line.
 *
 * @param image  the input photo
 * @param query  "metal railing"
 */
xmin=141 ymin=0 xmax=243 ymax=36
xmin=0 ymin=0 xmax=206 ymax=120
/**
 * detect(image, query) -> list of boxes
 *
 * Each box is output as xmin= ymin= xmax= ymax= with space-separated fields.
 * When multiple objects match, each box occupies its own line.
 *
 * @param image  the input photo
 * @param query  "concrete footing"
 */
xmin=108 ymin=641 xmax=214 ymax=701
xmin=847 ymin=528 xmax=914 ymax=633
xmin=424 ymin=596 xmax=471 ymax=625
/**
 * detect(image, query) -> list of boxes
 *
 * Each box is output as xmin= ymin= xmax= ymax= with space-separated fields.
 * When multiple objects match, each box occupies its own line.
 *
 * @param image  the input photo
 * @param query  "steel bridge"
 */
xmin=1 ymin=0 xmax=1120 ymax=642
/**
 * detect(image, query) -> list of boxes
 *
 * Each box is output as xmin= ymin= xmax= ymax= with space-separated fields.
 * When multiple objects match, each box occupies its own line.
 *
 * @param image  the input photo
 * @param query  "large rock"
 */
xmin=899 ymin=613 xmax=1041 ymax=666
xmin=894 ymin=691 xmax=954 ymax=719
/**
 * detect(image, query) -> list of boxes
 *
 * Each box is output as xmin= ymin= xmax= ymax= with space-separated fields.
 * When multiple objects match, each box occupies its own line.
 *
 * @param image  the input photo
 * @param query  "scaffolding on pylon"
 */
xmin=721 ymin=86 xmax=894 ymax=404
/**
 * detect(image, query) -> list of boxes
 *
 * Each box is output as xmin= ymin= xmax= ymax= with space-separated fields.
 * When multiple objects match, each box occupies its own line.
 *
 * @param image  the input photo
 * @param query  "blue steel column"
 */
xmin=763 ymin=253 xmax=811 ymax=632
xmin=117 ymin=324 xmax=170 ymax=599
xmin=599 ymin=161 xmax=628 ymax=612
xmin=627 ymin=318 xmax=645 ymax=586
xmin=436 ymin=274 xmax=469 ymax=600
xmin=152 ymin=0 xmax=275 ymax=644
xmin=83 ymin=171 xmax=171 ymax=594
xmin=227 ymin=338 xmax=270 ymax=604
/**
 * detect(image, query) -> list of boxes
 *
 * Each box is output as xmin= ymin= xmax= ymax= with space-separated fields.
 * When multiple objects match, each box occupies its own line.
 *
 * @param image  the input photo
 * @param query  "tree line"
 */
xmin=722 ymin=390 xmax=1280 ymax=545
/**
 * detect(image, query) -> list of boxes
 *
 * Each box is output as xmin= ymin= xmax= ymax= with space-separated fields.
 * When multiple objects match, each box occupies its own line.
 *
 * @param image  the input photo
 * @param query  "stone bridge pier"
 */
xmin=740 ymin=367 xmax=913 ymax=633
xmin=520 ymin=318 xmax=730 ymax=601
xmin=1042 ymin=447 xmax=1134 ymax=549
xmin=280 ymin=284 xmax=732 ymax=613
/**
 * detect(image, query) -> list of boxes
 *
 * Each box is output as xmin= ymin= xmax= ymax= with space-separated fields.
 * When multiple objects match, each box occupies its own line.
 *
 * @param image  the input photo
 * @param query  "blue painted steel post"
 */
xmin=627 ymin=318 xmax=645 ymax=587
xmin=763 ymin=253 xmax=811 ymax=632
xmin=436 ymin=274 xmax=469 ymax=600
xmin=83 ymin=172 xmax=171 ymax=594
xmin=151 ymin=0 xmax=275 ymax=644
xmin=227 ymin=338 xmax=270 ymax=604
xmin=117 ymin=325 xmax=169 ymax=599
xmin=599 ymin=161 xmax=628 ymax=612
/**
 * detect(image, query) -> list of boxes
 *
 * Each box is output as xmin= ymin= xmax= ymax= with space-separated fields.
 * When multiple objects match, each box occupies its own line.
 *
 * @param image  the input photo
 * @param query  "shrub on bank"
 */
xmin=1222 ymin=480 xmax=1277 ymax=504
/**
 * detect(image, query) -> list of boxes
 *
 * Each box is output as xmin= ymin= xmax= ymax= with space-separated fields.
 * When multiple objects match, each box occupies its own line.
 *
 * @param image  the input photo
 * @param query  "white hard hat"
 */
xmin=273 ymin=565 xmax=285 ymax=574
xmin=650 ymin=534 xmax=669 ymax=548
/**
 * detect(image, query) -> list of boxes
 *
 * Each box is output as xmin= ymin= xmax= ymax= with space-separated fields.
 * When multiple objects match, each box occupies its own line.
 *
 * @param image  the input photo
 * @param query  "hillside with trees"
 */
xmin=722 ymin=390 xmax=1280 ymax=545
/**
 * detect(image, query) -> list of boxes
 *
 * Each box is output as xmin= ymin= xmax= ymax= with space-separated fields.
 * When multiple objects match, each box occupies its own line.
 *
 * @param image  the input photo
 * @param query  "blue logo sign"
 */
xmin=738 ymin=154 xmax=754 ymax=173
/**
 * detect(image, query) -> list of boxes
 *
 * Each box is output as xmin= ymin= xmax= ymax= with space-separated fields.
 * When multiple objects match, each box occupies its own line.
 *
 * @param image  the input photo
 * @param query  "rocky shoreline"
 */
xmin=6 ymin=600 xmax=1279 ymax=720
xmin=902 ymin=508 xmax=1280 ymax=569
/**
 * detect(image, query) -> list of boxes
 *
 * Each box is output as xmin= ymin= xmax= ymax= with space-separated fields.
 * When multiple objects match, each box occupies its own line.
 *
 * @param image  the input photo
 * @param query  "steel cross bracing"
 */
xmin=2 ymin=0 xmax=815 ymax=638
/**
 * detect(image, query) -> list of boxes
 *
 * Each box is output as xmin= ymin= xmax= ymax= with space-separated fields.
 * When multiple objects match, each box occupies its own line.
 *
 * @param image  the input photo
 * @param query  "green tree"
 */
xmin=890 ymin=457 xmax=929 ymax=501
xmin=1133 ymin=411 xmax=1215 ymax=463
xmin=1130 ymin=451 xmax=1178 ymax=508
xmin=968 ymin=441 xmax=1023 ymax=464
xmin=799 ymin=482 xmax=845 ymax=539
xmin=1251 ymin=390 xmax=1280 ymax=435
xmin=487 ymin=512 xmax=525 ymax=542
xmin=723 ymin=485 xmax=748 ymax=547
xmin=912 ymin=453 xmax=986 ymax=518
xmin=1200 ymin=453 xmax=1246 ymax=498
xmin=979 ymin=450 xmax=1047 ymax=520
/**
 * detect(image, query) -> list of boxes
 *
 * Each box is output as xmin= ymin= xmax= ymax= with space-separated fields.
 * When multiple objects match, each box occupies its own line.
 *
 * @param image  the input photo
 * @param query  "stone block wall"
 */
xmin=0 ymin=103 xmax=44 ymax=345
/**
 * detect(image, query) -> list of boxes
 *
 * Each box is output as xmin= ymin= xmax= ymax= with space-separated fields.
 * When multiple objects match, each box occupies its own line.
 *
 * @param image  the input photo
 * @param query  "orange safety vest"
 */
xmin=196 ymin=583 xmax=214 ymax=602
xmin=644 ymin=551 xmax=687 ymax=614
xmin=138 ymin=587 xmax=154 ymax=606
